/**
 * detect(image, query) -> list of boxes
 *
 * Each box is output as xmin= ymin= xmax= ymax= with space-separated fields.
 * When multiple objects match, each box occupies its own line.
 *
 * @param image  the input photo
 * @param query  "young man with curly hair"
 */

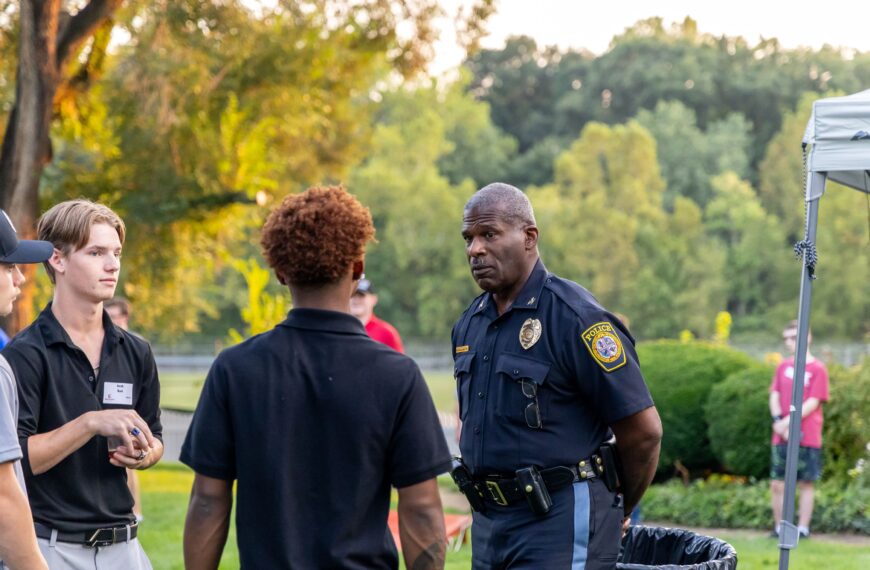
xmin=182 ymin=186 xmax=451 ymax=570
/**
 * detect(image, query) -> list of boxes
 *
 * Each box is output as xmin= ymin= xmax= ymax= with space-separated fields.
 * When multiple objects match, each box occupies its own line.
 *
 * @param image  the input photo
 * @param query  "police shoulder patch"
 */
xmin=581 ymin=321 xmax=627 ymax=373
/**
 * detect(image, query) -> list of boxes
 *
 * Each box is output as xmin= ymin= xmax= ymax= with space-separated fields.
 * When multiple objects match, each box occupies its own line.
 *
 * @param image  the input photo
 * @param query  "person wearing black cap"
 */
xmin=3 ymin=200 xmax=160 ymax=569
xmin=349 ymin=278 xmax=405 ymax=353
xmin=0 ymin=209 xmax=53 ymax=570
xmin=182 ymin=186 xmax=450 ymax=570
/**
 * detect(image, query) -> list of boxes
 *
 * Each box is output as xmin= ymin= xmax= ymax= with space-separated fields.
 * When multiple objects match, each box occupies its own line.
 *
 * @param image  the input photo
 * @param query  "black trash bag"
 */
xmin=617 ymin=525 xmax=738 ymax=570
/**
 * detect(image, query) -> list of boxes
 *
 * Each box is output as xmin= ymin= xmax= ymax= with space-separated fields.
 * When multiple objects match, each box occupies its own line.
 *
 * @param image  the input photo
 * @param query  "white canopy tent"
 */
xmin=777 ymin=89 xmax=870 ymax=570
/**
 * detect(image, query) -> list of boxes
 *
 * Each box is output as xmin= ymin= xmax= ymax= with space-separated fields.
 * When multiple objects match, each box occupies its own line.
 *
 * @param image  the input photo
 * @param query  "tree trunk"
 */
xmin=0 ymin=0 xmax=59 ymax=332
xmin=0 ymin=0 xmax=122 ymax=333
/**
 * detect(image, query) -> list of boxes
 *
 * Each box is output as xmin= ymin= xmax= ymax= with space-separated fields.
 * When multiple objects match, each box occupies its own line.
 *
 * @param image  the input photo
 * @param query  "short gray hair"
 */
xmin=464 ymin=182 xmax=536 ymax=227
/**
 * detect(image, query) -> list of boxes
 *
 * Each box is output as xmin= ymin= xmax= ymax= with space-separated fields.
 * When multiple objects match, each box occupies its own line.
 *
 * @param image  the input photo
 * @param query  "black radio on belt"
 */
xmin=515 ymin=466 xmax=552 ymax=515
xmin=597 ymin=441 xmax=622 ymax=493
xmin=450 ymin=457 xmax=487 ymax=513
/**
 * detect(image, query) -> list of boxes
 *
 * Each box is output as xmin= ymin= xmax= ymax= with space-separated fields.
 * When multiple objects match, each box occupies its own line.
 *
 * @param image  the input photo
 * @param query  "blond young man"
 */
xmin=0 ymin=210 xmax=52 ymax=570
xmin=2 ymin=201 xmax=162 ymax=569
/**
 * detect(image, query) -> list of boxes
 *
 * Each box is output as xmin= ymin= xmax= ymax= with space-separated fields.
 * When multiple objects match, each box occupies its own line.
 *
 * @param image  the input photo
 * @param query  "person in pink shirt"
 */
xmin=349 ymin=278 xmax=405 ymax=353
xmin=769 ymin=320 xmax=830 ymax=539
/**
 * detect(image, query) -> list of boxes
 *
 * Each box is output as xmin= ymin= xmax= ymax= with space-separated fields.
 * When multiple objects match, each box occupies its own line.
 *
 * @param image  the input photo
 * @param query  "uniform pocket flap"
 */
xmin=454 ymin=352 xmax=476 ymax=375
xmin=495 ymin=354 xmax=551 ymax=384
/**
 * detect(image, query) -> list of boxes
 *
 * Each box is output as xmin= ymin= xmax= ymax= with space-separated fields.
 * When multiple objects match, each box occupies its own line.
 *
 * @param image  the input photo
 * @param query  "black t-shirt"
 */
xmin=181 ymin=308 xmax=451 ymax=570
xmin=3 ymin=303 xmax=162 ymax=531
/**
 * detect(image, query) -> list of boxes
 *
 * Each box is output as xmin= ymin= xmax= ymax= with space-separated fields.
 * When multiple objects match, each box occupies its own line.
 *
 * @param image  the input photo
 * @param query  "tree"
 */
xmin=15 ymin=0 xmax=449 ymax=337
xmin=636 ymin=100 xmax=752 ymax=209
xmin=704 ymin=172 xmax=794 ymax=330
xmin=436 ymin=71 xmax=517 ymax=188
xmin=349 ymin=81 xmax=481 ymax=338
xmin=0 ymin=0 xmax=123 ymax=329
xmin=757 ymin=91 xmax=868 ymax=338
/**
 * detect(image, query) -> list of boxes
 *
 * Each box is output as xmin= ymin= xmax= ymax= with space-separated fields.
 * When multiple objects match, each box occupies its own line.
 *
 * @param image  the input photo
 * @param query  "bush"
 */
xmin=638 ymin=341 xmax=755 ymax=474
xmin=642 ymin=470 xmax=870 ymax=534
xmin=823 ymin=359 xmax=870 ymax=481
xmin=706 ymin=364 xmax=774 ymax=478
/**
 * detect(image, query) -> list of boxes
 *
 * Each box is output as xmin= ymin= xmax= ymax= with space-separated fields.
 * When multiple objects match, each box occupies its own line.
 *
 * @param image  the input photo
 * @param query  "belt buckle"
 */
xmin=85 ymin=527 xmax=116 ymax=548
xmin=484 ymin=481 xmax=509 ymax=506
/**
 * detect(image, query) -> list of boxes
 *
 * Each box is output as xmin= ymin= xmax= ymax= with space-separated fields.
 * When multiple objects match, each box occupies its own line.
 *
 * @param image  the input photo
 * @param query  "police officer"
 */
xmin=452 ymin=183 xmax=662 ymax=569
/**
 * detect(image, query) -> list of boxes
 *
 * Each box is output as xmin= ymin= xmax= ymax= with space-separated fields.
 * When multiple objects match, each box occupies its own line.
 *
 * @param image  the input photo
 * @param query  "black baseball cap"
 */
xmin=355 ymin=278 xmax=375 ymax=295
xmin=0 ymin=210 xmax=53 ymax=264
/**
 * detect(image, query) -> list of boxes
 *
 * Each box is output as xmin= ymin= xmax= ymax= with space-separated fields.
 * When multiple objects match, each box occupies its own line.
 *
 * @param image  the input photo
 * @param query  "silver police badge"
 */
xmin=519 ymin=318 xmax=542 ymax=350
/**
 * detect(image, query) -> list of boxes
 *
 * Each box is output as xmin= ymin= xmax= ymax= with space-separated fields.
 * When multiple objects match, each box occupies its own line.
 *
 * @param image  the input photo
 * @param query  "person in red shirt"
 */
xmin=769 ymin=320 xmax=830 ymax=539
xmin=349 ymin=279 xmax=404 ymax=353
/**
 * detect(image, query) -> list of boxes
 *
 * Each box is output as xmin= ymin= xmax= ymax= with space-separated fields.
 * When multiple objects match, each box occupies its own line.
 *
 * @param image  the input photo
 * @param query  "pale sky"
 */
xmin=432 ymin=0 xmax=870 ymax=73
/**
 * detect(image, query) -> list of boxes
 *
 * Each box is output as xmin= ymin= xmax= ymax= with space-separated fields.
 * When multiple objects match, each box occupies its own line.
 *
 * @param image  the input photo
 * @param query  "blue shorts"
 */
xmin=770 ymin=445 xmax=823 ymax=482
xmin=471 ymin=478 xmax=623 ymax=570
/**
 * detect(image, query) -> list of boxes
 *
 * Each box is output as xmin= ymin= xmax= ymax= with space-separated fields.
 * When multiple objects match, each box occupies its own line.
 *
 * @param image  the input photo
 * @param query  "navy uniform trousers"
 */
xmin=471 ymin=478 xmax=624 ymax=570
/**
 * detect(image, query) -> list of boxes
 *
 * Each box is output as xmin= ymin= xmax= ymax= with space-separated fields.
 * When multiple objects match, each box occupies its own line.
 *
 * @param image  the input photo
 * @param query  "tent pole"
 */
xmin=778 ymin=171 xmax=825 ymax=570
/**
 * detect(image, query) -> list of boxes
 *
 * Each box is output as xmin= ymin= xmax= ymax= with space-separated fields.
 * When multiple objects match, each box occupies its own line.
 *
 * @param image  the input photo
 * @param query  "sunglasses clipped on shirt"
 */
xmin=520 ymin=379 xmax=542 ymax=429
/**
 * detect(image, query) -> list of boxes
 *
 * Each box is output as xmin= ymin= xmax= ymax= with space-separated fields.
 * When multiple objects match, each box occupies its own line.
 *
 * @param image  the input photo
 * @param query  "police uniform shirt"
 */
xmin=452 ymin=260 xmax=654 ymax=475
xmin=2 ymin=303 xmax=162 ymax=532
xmin=181 ymin=308 xmax=452 ymax=570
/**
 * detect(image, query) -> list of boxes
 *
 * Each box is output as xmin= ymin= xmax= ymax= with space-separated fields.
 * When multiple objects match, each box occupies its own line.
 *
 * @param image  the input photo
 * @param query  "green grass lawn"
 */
xmin=140 ymin=464 xmax=868 ymax=569
xmin=160 ymin=370 xmax=457 ymax=413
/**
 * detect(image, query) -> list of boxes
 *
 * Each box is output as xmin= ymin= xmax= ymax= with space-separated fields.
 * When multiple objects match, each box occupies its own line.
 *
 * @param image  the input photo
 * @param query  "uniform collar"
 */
xmin=472 ymin=259 xmax=548 ymax=316
xmin=37 ymin=302 xmax=123 ymax=350
xmin=279 ymin=308 xmax=368 ymax=335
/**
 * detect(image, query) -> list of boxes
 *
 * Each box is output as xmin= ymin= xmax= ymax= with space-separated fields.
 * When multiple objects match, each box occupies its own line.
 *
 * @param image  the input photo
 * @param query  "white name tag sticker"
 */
xmin=103 ymin=382 xmax=134 ymax=405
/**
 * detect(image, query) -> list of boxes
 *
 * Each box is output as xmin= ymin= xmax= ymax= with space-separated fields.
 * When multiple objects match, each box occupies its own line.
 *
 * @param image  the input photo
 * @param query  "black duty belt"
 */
xmin=35 ymin=521 xmax=138 ymax=548
xmin=475 ymin=455 xmax=604 ymax=506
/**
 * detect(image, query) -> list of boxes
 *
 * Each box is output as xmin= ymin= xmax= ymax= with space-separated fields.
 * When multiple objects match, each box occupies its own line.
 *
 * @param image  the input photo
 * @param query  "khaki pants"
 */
xmin=37 ymin=532 xmax=152 ymax=570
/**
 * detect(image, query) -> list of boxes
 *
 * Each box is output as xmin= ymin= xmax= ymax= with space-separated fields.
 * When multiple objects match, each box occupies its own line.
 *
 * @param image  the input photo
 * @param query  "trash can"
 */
xmin=618 ymin=526 xmax=738 ymax=569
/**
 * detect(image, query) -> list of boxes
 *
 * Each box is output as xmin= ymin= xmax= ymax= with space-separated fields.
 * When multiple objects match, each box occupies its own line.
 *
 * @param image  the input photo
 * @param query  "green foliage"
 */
xmin=705 ymin=172 xmax=794 ymax=326
xmin=643 ymin=471 xmax=870 ymax=534
xmin=348 ymin=80 xmax=481 ymax=338
xmin=530 ymin=122 xmax=725 ymax=339
xmin=705 ymin=364 xmax=775 ymax=478
xmin=226 ymin=258 xmax=289 ymax=344
xmin=823 ymin=360 xmax=870 ymax=479
xmin=436 ymin=70 xmax=517 ymax=188
xmin=638 ymin=341 xmax=755 ymax=473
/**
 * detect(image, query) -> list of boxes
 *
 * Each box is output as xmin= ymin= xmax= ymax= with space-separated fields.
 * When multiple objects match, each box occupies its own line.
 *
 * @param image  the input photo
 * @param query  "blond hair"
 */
xmin=37 ymin=200 xmax=126 ymax=283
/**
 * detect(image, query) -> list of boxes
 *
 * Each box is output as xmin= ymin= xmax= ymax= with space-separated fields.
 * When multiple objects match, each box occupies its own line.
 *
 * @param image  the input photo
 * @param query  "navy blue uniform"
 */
xmin=452 ymin=261 xmax=654 ymax=569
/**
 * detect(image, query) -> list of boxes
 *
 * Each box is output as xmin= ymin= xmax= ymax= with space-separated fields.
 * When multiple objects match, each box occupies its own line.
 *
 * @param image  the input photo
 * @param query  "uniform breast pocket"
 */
xmin=495 ymin=354 xmax=551 ymax=428
xmin=454 ymin=352 xmax=475 ymax=421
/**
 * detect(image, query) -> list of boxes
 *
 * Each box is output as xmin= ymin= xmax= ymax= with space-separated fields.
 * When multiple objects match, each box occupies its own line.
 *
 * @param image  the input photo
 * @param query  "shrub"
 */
xmin=823 ymin=359 xmax=870 ymax=481
xmin=642 ymin=470 xmax=870 ymax=534
xmin=638 ymin=341 xmax=755 ymax=475
xmin=706 ymin=364 xmax=774 ymax=478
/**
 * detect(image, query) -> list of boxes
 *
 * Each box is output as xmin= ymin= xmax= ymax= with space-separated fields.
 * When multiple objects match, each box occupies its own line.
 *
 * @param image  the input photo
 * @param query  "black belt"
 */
xmin=35 ymin=521 xmax=138 ymax=548
xmin=474 ymin=455 xmax=604 ymax=506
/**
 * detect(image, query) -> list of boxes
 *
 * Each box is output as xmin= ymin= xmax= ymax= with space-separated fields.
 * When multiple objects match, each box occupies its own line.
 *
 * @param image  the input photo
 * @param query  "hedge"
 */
xmin=642 ymin=466 xmax=870 ymax=534
xmin=701 ymin=358 xmax=870 ymax=481
xmin=705 ymin=364 xmax=774 ymax=479
xmin=638 ymin=341 xmax=755 ymax=474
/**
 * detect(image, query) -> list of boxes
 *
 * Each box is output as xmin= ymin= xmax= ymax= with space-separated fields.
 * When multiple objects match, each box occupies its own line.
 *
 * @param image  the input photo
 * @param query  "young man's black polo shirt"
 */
xmin=2 ymin=303 xmax=162 ymax=532
xmin=181 ymin=308 xmax=451 ymax=570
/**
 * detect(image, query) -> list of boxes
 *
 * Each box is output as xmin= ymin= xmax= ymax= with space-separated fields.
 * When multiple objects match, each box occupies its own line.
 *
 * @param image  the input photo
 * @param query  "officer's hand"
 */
xmin=86 ymin=409 xmax=154 ymax=452
xmin=622 ymin=516 xmax=631 ymax=538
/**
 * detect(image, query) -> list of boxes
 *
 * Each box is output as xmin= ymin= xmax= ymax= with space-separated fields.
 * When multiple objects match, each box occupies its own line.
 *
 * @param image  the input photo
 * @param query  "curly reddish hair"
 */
xmin=261 ymin=185 xmax=375 ymax=285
